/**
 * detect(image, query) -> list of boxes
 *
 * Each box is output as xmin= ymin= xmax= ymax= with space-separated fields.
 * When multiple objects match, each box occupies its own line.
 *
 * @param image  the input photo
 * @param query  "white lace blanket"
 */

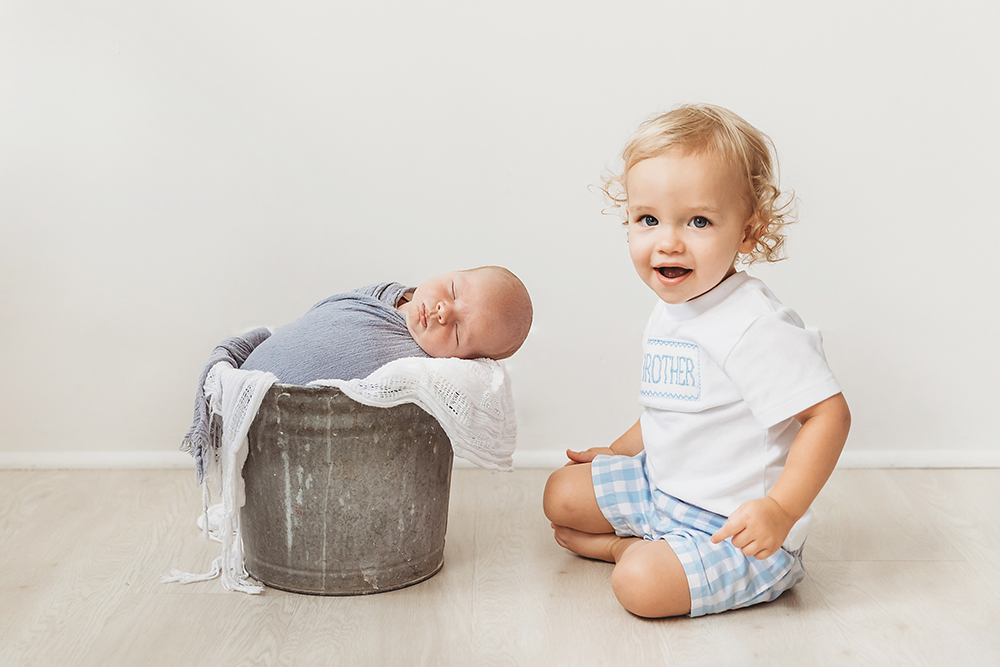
xmin=313 ymin=356 xmax=516 ymax=472
xmin=163 ymin=356 xmax=516 ymax=593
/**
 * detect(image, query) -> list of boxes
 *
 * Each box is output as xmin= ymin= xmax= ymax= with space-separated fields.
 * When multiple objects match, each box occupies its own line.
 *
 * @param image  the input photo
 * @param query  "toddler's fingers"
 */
xmin=711 ymin=521 xmax=736 ymax=544
xmin=566 ymin=448 xmax=595 ymax=463
xmin=713 ymin=512 xmax=752 ymax=545
xmin=746 ymin=542 xmax=775 ymax=559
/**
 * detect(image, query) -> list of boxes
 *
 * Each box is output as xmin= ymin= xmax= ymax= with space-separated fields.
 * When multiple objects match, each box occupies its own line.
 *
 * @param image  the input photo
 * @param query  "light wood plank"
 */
xmin=0 ymin=468 xmax=997 ymax=666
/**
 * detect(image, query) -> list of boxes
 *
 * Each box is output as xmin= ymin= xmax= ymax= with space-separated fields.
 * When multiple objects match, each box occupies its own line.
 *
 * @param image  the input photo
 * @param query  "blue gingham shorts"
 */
xmin=592 ymin=451 xmax=805 ymax=617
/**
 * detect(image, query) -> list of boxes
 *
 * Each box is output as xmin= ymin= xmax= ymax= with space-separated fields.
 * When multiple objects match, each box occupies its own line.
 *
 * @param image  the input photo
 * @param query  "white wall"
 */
xmin=2 ymin=1 xmax=998 ymax=467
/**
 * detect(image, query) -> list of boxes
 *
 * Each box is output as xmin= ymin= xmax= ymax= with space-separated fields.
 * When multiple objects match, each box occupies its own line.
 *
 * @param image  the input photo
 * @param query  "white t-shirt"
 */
xmin=638 ymin=271 xmax=841 ymax=550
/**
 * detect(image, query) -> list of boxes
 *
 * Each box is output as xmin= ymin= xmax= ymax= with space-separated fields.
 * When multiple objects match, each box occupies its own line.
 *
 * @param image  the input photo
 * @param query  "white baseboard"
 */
xmin=2 ymin=449 xmax=998 ymax=470
xmin=506 ymin=449 xmax=1000 ymax=470
xmin=835 ymin=449 xmax=1000 ymax=469
xmin=0 ymin=451 xmax=195 ymax=470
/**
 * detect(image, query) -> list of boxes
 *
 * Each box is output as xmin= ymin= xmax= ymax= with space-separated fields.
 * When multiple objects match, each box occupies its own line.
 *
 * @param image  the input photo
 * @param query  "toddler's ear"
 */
xmin=739 ymin=215 xmax=759 ymax=254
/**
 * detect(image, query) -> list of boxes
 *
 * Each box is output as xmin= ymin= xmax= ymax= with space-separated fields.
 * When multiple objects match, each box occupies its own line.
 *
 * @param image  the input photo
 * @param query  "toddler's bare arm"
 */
xmin=711 ymin=392 xmax=851 ymax=559
xmin=565 ymin=418 xmax=644 ymax=464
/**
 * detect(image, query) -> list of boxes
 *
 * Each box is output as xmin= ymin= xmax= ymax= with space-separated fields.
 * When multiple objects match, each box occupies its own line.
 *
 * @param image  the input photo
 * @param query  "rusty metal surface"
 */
xmin=242 ymin=384 xmax=453 ymax=595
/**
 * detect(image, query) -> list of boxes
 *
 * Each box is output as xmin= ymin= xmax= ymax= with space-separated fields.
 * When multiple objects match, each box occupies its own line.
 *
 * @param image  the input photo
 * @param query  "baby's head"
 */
xmin=604 ymin=103 xmax=792 ymax=264
xmin=399 ymin=266 xmax=532 ymax=360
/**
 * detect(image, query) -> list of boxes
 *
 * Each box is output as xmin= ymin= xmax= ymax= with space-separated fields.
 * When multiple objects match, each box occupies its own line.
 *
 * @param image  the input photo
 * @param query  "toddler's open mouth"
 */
xmin=657 ymin=266 xmax=692 ymax=279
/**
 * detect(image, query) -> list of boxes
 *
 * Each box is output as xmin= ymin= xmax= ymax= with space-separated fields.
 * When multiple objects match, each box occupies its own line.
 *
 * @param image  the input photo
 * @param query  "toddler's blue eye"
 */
xmin=689 ymin=216 xmax=710 ymax=229
xmin=639 ymin=215 xmax=658 ymax=227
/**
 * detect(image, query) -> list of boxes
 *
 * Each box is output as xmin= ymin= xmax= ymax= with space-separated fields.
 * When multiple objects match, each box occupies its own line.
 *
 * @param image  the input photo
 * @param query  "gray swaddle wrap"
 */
xmin=240 ymin=282 xmax=429 ymax=384
xmin=182 ymin=282 xmax=430 ymax=481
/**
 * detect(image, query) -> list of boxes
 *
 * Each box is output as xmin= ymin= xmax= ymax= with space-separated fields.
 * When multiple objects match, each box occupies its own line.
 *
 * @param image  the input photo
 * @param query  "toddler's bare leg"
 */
xmin=543 ymin=463 xmax=691 ymax=618
xmin=542 ymin=462 xmax=612 ymax=533
xmin=551 ymin=526 xmax=692 ymax=617
xmin=611 ymin=539 xmax=691 ymax=617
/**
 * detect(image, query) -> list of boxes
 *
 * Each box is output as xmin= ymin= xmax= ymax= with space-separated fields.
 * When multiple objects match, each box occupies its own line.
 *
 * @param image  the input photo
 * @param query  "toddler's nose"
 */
xmin=655 ymin=227 xmax=684 ymax=253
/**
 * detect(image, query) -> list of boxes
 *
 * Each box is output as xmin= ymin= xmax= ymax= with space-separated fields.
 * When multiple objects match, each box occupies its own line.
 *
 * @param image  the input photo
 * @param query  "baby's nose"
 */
xmin=434 ymin=300 xmax=453 ymax=322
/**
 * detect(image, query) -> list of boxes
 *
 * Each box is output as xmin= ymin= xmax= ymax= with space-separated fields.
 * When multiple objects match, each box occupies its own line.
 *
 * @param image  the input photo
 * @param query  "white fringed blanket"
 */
xmin=164 ymin=356 xmax=517 ymax=593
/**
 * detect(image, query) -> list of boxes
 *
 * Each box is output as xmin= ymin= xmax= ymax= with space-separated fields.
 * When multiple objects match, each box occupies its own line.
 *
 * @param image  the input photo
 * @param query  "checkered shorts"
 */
xmin=592 ymin=451 xmax=805 ymax=617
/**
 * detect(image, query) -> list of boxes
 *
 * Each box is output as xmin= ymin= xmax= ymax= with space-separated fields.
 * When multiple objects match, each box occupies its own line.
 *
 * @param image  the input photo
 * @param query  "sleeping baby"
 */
xmin=239 ymin=265 xmax=533 ymax=383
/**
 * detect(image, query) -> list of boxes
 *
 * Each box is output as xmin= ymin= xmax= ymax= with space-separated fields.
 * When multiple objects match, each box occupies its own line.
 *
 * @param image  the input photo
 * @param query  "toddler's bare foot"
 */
xmin=552 ymin=524 xmax=634 ymax=563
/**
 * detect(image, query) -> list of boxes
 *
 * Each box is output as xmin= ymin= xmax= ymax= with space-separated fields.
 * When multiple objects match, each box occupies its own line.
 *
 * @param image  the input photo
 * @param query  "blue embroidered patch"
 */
xmin=640 ymin=338 xmax=701 ymax=401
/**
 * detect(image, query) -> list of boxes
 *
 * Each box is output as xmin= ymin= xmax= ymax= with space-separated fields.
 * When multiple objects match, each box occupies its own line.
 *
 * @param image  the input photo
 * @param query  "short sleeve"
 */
xmin=724 ymin=311 xmax=842 ymax=428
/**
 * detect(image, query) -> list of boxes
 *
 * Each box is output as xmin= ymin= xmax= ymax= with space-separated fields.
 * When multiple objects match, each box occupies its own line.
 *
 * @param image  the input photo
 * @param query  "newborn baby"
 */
xmin=240 ymin=266 xmax=532 ymax=384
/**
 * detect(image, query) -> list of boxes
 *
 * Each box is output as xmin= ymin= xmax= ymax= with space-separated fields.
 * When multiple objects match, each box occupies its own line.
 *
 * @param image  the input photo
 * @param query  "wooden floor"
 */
xmin=1 ymin=466 xmax=998 ymax=666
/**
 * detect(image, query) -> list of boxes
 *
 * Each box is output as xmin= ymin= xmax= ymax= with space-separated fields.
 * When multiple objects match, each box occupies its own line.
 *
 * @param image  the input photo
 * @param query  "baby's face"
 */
xmin=400 ymin=270 xmax=513 ymax=359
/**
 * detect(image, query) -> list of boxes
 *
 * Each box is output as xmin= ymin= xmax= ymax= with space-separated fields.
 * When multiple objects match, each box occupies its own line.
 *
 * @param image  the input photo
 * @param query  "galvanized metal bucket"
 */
xmin=242 ymin=384 xmax=454 ymax=595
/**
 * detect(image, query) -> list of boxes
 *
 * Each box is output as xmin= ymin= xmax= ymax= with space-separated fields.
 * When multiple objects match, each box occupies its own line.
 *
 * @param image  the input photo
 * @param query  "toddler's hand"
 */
xmin=710 ymin=497 xmax=795 ymax=560
xmin=564 ymin=447 xmax=616 ymax=466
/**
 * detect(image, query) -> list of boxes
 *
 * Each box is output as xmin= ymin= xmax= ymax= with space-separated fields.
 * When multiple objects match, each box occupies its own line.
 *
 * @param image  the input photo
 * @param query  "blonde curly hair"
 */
xmin=602 ymin=104 xmax=794 ymax=264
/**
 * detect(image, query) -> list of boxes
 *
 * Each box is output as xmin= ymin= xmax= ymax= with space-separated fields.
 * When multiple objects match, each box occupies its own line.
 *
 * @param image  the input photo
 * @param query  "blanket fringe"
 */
xmin=160 ymin=558 xmax=221 ymax=585
xmin=159 ymin=557 xmax=264 ymax=594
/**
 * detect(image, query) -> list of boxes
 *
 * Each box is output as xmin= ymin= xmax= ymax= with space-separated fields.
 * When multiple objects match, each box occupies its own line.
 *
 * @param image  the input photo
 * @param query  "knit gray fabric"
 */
xmin=181 ymin=283 xmax=431 ymax=481
xmin=240 ymin=282 xmax=430 ymax=384
xmin=181 ymin=327 xmax=273 ymax=483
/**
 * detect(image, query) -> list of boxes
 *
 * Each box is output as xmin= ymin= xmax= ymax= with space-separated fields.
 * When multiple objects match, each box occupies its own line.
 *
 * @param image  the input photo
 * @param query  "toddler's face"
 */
xmin=626 ymin=150 xmax=755 ymax=304
xmin=400 ymin=270 xmax=512 ymax=360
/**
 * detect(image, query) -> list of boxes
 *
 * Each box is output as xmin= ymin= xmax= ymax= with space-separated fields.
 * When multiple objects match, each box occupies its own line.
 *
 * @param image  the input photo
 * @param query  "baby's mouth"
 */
xmin=657 ymin=266 xmax=691 ymax=279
